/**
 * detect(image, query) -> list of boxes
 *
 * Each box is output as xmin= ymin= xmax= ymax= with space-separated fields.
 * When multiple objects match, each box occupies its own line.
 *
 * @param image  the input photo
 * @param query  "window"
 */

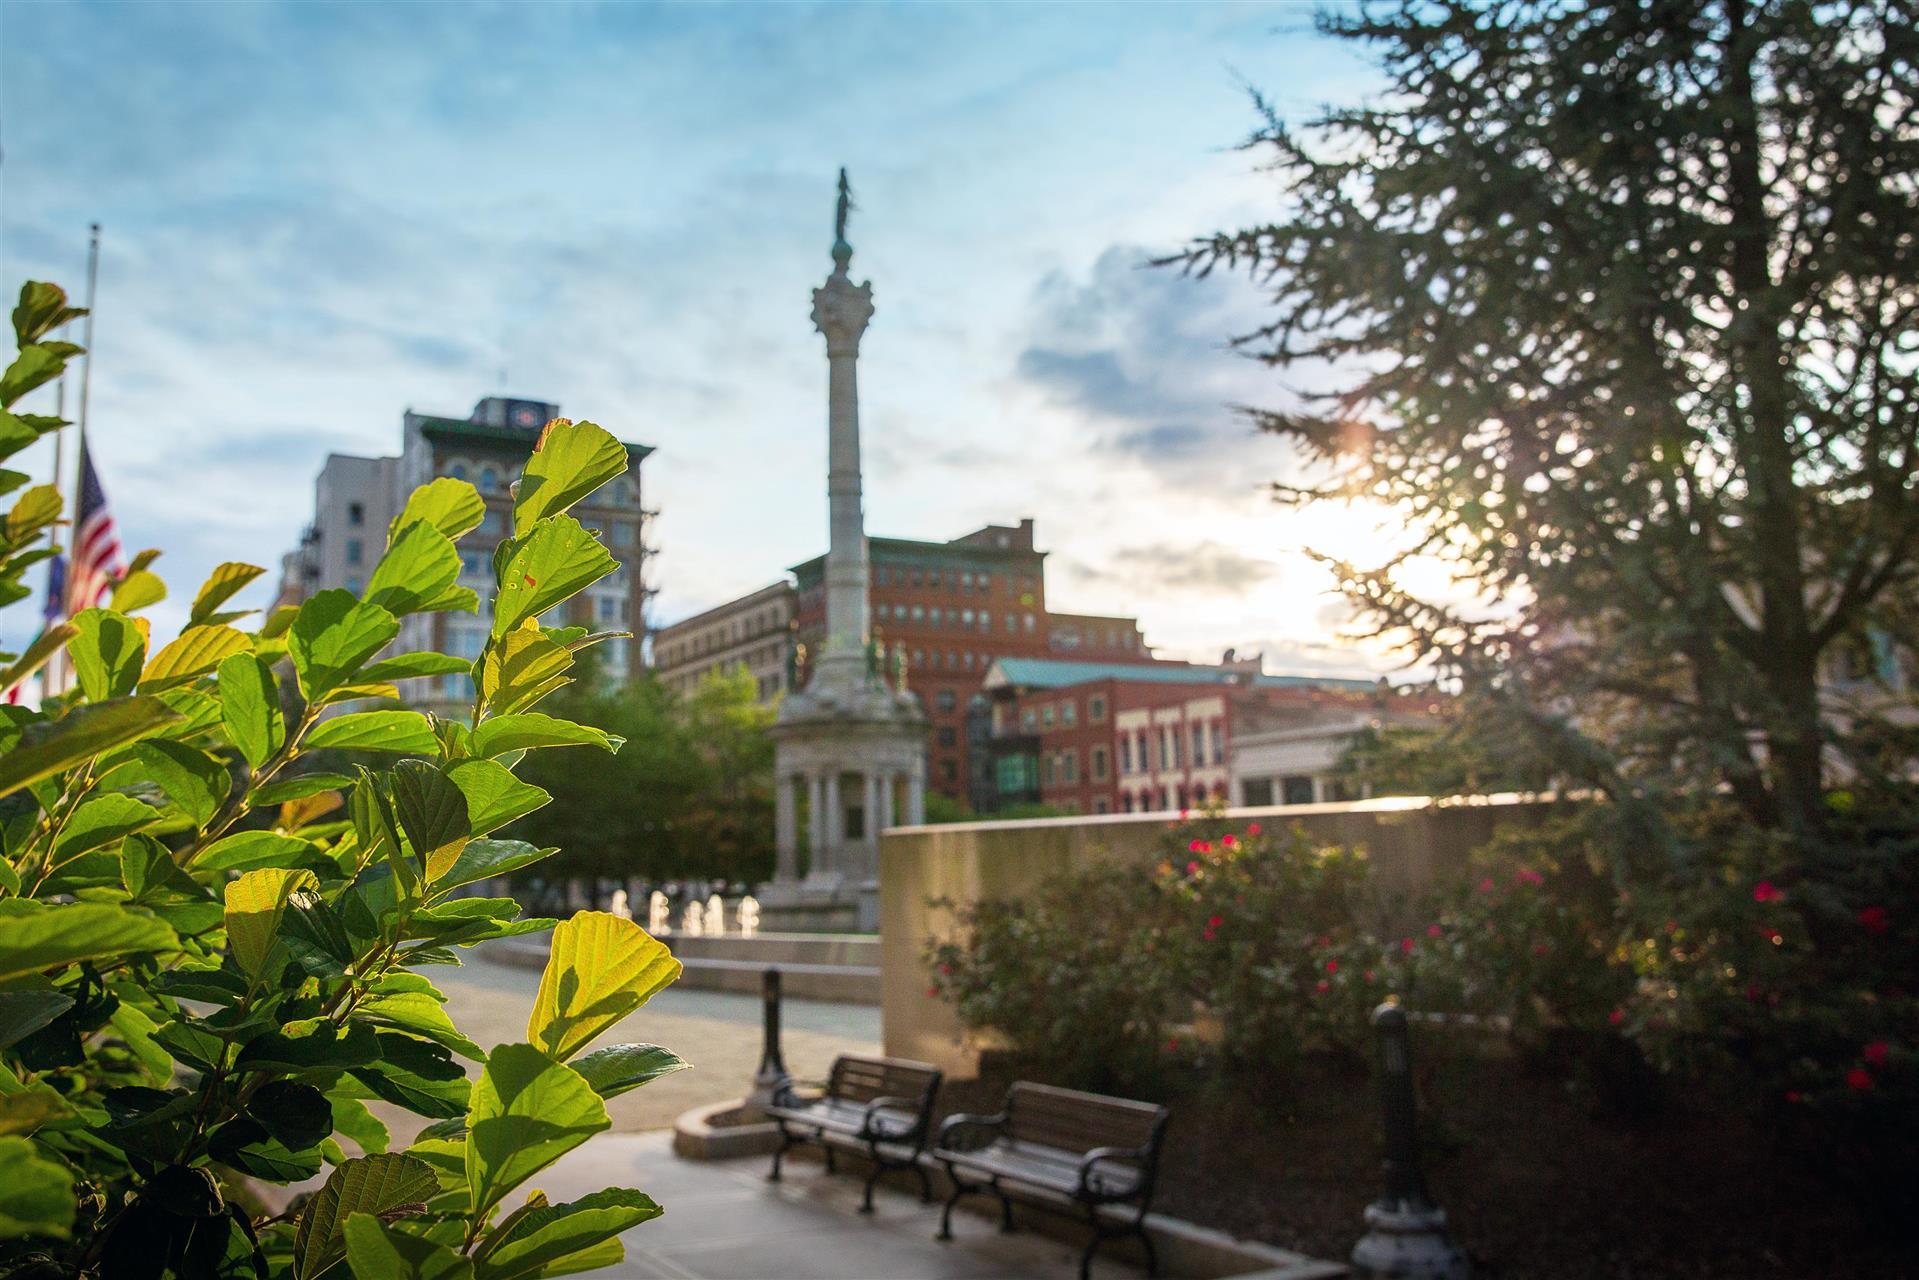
xmin=1061 ymin=700 xmax=1077 ymax=727
xmin=979 ymin=610 xmax=991 ymax=631
xmin=1020 ymin=707 xmax=1037 ymax=731
xmin=1041 ymin=705 xmax=1054 ymax=728
xmin=447 ymin=462 xmax=470 ymax=482
xmin=962 ymin=609 xmax=974 ymax=628
xmin=1120 ymin=736 xmax=1133 ymax=773
xmin=345 ymin=576 xmax=364 ymax=595
xmin=1092 ymin=746 xmax=1108 ymax=781
xmin=460 ymin=550 xmax=487 ymax=580
xmin=345 ymin=538 xmax=363 ymax=566
xmin=1005 ymin=615 xmax=1017 ymax=634
xmin=936 ymin=689 xmax=956 ymax=713
xmin=480 ymin=509 xmax=505 ymax=535
xmin=1041 ymin=755 xmax=1055 ymax=786
xmin=1210 ymin=722 xmax=1225 ymax=764
xmin=961 ymin=571 xmax=974 ymax=591
xmin=978 ymin=573 xmax=991 ymax=593
xmin=1094 ymin=797 xmax=1110 ymax=815
xmin=997 ymin=754 xmax=1038 ymax=793
xmin=610 ymin=522 xmax=635 ymax=548
xmin=1089 ymin=695 xmax=1106 ymax=723
xmin=937 ymin=726 xmax=957 ymax=747
xmin=347 ymin=501 xmax=364 ymax=526
xmin=478 ymin=465 xmax=502 ymax=495
xmin=597 ymin=596 xmax=620 ymax=623
xmin=1062 ymin=750 xmax=1077 ymax=783
xmin=1193 ymin=725 xmax=1205 ymax=765
xmin=941 ymin=759 xmax=958 ymax=783
xmin=1022 ymin=613 xmax=1036 ymax=633
xmin=911 ymin=605 xmax=925 ymax=623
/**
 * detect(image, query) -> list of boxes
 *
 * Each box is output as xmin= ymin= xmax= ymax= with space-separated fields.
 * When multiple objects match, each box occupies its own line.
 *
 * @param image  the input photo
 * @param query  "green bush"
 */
xmin=0 ymin=283 xmax=688 ymax=1278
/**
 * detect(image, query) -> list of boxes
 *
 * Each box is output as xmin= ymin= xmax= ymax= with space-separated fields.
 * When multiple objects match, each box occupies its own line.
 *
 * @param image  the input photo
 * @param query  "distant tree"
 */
xmin=677 ymin=667 xmax=777 ymax=886
xmin=1173 ymin=0 xmax=1919 ymax=858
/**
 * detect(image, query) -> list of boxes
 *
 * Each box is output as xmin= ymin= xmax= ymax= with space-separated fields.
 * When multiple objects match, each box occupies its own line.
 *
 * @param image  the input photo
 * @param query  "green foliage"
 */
xmin=0 ymin=298 xmax=682 ymax=1280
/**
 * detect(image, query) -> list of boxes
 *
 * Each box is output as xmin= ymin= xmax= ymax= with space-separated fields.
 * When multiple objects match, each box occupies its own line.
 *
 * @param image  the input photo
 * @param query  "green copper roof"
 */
xmin=986 ymin=657 xmax=1378 ymax=693
xmin=419 ymin=417 xmax=655 ymax=460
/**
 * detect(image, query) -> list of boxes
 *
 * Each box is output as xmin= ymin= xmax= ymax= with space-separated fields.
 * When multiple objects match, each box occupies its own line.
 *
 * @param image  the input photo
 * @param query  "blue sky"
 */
xmin=1 ymin=0 xmax=1394 ymax=675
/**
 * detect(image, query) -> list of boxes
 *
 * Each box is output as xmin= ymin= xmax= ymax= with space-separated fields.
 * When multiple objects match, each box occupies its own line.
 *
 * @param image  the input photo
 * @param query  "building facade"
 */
xmin=977 ymin=656 xmax=1399 ymax=815
xmin=276 ymin=396 xmax=656 ymax=716
xmin=653 ymin=582 xmax=795 ymax=701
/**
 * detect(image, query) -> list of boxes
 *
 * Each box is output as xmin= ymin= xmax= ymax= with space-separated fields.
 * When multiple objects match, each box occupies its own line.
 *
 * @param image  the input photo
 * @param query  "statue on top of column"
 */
xmin=834 ymin=168 xmax=855 ymax=252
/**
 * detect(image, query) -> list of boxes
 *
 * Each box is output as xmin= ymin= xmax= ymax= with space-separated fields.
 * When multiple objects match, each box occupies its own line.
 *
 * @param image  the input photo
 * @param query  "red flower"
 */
xmin=926 ymin=986 xmax=940 ymax=999
xmin=1208 ymin=914 xmax=1223 ymax=929
xmin=1202 ymin=928 xmax=1217 ymax=942
xmin=1745 ymin=984 xmax=1764 ymax=1003
xmin=1864 ymin=1041 xmax=1890 ymax=1068
xmin=939 ymin=963 xmax=954 ymax=976
xmin=1784 ymin=1090 xmax=1803 ymax=1104
xmin=1166 ymin=1036 xmax=1179 ymax=1051
xmin=1188 ymin=838 xmax=1210 ymax=854
xmin=1753 ymin=881 xmax=1781 ymax=903
xmin=1516 ymin=868 xmax=1545 ymax=887
xmin=1859 ymin=906 xmax=1891 ymax=935
xmin=1186 ymin=860 xmax=1201 ymax=876
xmin=1364 ymin=969 xmax=1376 ymax=981
xmin=1399 ymin=938 xmax=1416 ymax=954
xmin=1846 ymin=1067 xmax=1875 ymax=1092
xmin=1325 ymin=960 xmax=1339 ymax=974
xmin=1426 ymin=924 xmax=1444 ymax=939
xmin=1316 ymin=934 xmax=1332 ymax=948
xmin=1221 ymin=834 xmax=1238 ymax=848
xmin=1246 ymin=822 xmax=1262 ymax=836
xmin=1477 ymin=877 xmax=1496 ymax=893
xmin=1608 ymin=1008 xmax=1625 ymax=1027
xmin=1532 ymin=942 xmax=1550 ymax=956
xmin=1314 ymin=980 xmax=1330 ymax=994
xmin=1760 ymin=926 xmax=1783 ymax=945
xmin=1178 ymin=809 xmax=1190 ymax=820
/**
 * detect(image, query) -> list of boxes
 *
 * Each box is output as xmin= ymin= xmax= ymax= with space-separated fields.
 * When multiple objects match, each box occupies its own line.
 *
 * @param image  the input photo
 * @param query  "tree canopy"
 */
xmin=1174 ymin=0 xmax=1919 ymax=856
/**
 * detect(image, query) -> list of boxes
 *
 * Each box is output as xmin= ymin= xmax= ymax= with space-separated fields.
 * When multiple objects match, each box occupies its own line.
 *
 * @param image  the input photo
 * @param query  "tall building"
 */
xmin=653 ymin=582 xmax=795 ymax=701
xmin=976 ymin=655 xmax=1409 ymax=815
xmin=276 ymin=396 xmax=656 ymax=716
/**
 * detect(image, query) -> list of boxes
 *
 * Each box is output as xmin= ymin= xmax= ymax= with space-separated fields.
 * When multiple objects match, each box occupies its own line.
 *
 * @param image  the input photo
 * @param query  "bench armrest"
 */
xmin=934 ymin=1111 xmax=1008 ymax=1152
xmin=1077 ymin=1145 xmax=1146 ymax=1199
xmin=859 ymin=1095 xmax=926 ymax=1141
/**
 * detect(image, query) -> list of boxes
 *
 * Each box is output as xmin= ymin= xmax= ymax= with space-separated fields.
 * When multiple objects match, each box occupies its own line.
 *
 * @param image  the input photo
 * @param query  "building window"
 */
xmin=1283 ymin=776 xmax=1316 ymax=805
xmin=1089 ymin=695 xmax=1106 ymax=723
xmin=345 ymin=538 xmax=363 ymax=566
xmin=936 ymin=689 xmax=956 ymax=713
xmin=597 ymin=596 xmax=620 ymax=623
xmin=460 ymin=550 xmax=486 ymax=580
xmin=348 ymin=501 xmax=364 ymax=526
xmin=911 ymin=605 xmax=925 ymax=623
xmin=346 ymin=576 xmax=364 ymax=595
xmin=937 ymin=726 xmax=957 ymax=748
xmin=1023 ymin=613 xmax=1036 ymax=633
xmin=610 ymin=522 xmax=635 ymax=548
xmin=978 ymin=610 xmax=991 ymax=631
xmin=1020 ymin=707 xmax=1037 ymax=731
xmin=1120 ymin=736 xmax=1133 ymax=773
xmin=1062 ymin=700 xmax=1077 ymax=727
xmin=1092 ymin=746 xmax=1108 ymax=780
xmin=1062 ymin=750 xmax=1078 ymax=783
xmin=1210 ymin=722 xmax=1225 ymax=764
xmin=447 ymin=462 xmax=470 ymax=482
xmin=1192 ymin=725 xmax=1205 ymax=765
xmin=1040 ymin=704 xmax=1054 ymax=728
xmin=941 ymin=759 xmax=958 ymax=783
xmin=478 ymin=465 xmax=502 ymax=495
xmin=480 ymin=509 xmax=505 ymax=535
xmin=1041 ymin=754 xmax=1055 ymax=786
xmin=1094 ymin=797 xmax=1110 ymax=815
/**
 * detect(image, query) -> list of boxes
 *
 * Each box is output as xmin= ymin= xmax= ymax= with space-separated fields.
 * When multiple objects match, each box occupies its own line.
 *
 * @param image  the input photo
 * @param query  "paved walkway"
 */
xmin=538 ymin=1131 xmax=1147 ymax=1280
xmin=432 ymin=948 xmax=882 ymax=1132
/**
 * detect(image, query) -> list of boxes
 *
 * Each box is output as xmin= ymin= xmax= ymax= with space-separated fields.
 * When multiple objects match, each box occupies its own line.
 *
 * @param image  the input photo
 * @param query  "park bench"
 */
xmin=764 ymin=1053 xmax=943 ymax=1212
xmin=933 ymin=1081 xmax=1170 ymax=1279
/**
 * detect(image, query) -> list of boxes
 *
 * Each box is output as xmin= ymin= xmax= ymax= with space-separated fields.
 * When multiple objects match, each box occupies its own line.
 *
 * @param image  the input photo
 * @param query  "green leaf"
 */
xmin=69 ymin=608 xmax=147 ymax=701
xmin=216 ymin=652 xmax=285 ymax=769
xmin=224 ymin=867 xmax=316 ymax=977
xmin=359 ymin=652 xmax=474 ymax=682
xmin=307 ymin=710 xmax=438 ymax=755
xmin=514 ymin=419 xmax=626 ymax=532
xmin=209 ymin=1117 xmax=324 ymax=1181
xmin=121 ymin=832 xmax=206 ymax=901
xmin=433 ymin=838 xmax=555 ymax=896
xmin=0 ymin=901 xmax=178 ymax=982
xmin=343 ymin=1213 xmax=473 ymax=1280
xmin=0 ymin=622 xmax=76 ymax=695
xmin=288 ymin=590 xmax=400 ymax=701
xmin=365 ymin=521 xmax=464 ymax=617
xmin=528 ymin=911 xmax=682 ymax=1062
xmin=445 ymin=759 xmax=550 ymax=836
xmin=0 ymin=696 xmax=182 ymax=799
xmin=3 ymin=483 xmax=61 ymax=543
xmin=190 ymin=561 xmax=265 ymax=625
xmin=193 ymin=829 xmax=316 ymax=873
xmin=0 ymin=1083 xmax=72 ymax=1136
xmin=250 ymin=771 xmax=354 ymax=807
xmin=294 ymin=1153 xmax=439 ymax=1280
xmin=328 ymin=1094 xmax=390 ymax=1156
xmin=360 ymin=989 xmax=483 ymax=1061
xmin=107 ymin=568 xmax=167 ymax=613
xmin=51 ymin=793 xmax=159 ymax=863
xmin=491 ymin=516 xmax=616 ymax=638
xmin=474 ymin=1187 xmax=659 ymax=1280
xmin=129 ymin=739 xmax=230 ymax=829
xmin=248 ymin=1079 xmax=334 ymax=1151
xmin=465 ymin=1043 xmax=610 ymax=1224
xmin=236 ymin=1021 xmax=378 ymax=1074
xmin=0 ymin=1135 xmax=75 ymax=1239
xmin=391 ymin=477 xmax=485 ymax=545
xmin=470 ymin=713 xmax=620 ymax=760
xmin=140 ymin=624 xmax=250 ymax=691
xmin=569 ymin=1043 xmax=690 ymax=1100
xmin=12 ymin=281 xmax=85 ymax=347
xmin=0 ymin=991 xmax=75 ymax=1050
xmin=353 ymin=1032 xmax=471 ymax=1118
xmin=477 ymin=623 xmax=574 ymax=717
xmin=391 ymin=760 xmax=471 ymax=883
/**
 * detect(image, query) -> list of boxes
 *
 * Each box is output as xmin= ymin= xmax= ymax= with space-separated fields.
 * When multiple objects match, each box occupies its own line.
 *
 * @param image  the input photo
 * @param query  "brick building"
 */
xmin=977 ymin=656 xmax=1397 ymax=815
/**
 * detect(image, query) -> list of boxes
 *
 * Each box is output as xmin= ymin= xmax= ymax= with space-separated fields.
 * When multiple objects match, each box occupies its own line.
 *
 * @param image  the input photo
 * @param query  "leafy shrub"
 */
xmin=0 ymin=283 xmax=688 ymax=1278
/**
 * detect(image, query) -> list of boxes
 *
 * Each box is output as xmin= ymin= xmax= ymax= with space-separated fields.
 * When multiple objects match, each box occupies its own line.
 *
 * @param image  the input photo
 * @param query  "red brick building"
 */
xmin=978 ymin=657 xmax=1390 ymax=815
xmin=788 ymin=520 xmax=1147 ymax=799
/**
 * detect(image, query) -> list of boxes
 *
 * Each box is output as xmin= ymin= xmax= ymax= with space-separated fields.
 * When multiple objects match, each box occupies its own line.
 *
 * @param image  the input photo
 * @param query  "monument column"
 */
xmin=807 ymin=772 xmax=827 ymax=861
xmin=824 ymin=772 xmax=843 ymax=853
xmin=877 ymin=772 xmax=895 ymax=833
xmin=774 ymin=773 xmax=798 ymax=882
xmin=812 ymin=171 xmax=876 ymax=680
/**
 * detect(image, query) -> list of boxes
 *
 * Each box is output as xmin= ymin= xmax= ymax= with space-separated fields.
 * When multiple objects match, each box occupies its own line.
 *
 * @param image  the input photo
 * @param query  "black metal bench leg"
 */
xmin=1079 ymin=1209 xmax=1112 ymax=1280
xmin=859 ymin=1154 xmax=880 ymax=1214
xmin=825 ymin=1146 xmax=837 ymax=1174
xmin=937 ymin=1171 xmax=976 ymax=1240
xmin=993 ymin=1180 xmax=1015 ymax=1233
xmin=768 ymin=1126 xmax=795 ymax=1182
xmin=1136 ymin=1221 xmax=1158 ymax=1279
xmin=914 ymin=1158 xmax=934 ymax=1203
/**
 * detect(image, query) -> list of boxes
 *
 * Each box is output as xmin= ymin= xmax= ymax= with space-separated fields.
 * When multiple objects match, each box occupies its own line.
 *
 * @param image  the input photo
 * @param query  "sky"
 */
xmin=0 ymin=0 xmax=1401 ymax=678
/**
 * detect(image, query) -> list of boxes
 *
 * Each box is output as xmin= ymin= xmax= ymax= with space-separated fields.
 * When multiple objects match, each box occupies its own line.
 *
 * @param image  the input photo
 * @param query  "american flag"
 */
xmin=65 ymin=443 xmax=125 ymax=615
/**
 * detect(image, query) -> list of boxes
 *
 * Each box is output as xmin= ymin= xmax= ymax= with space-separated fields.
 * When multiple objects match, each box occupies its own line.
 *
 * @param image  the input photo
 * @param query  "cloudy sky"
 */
xmin=1 ymin=1 xmax=1401 ymax=676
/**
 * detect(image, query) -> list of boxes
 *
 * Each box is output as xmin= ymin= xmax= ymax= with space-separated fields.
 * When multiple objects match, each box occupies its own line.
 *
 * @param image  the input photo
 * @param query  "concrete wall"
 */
xmin=879 ymin=794 xmax=1560 ymax=1076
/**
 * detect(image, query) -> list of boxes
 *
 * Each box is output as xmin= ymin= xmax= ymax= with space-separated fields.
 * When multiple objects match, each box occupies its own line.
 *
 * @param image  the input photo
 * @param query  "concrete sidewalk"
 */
xmin=538 ymin=1131 xmax=1147 ymax=1280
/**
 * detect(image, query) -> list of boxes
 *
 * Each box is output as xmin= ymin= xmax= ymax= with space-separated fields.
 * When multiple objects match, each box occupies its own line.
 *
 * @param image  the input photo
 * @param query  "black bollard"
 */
xmin=1349 ymin=1001 xmax=1469 ymax=1279
xmin=751 ymin=967 xmax=791 ymax=1108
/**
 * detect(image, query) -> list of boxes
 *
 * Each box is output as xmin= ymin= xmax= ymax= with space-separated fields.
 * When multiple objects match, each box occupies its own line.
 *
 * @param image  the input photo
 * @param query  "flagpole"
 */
xmin=46 ymin=225 xmax=101 ymax=699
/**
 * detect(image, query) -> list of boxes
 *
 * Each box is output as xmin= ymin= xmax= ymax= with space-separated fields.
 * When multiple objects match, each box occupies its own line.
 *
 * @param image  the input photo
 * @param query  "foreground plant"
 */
xmin=0 ymin=283 xmax=687 ymax=1278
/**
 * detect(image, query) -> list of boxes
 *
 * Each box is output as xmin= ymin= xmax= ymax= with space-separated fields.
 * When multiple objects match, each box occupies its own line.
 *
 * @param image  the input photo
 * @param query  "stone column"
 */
xmin=907 ymin=766 xmax=926 ymax=826
xmin=823 ymin=771 xmax=843 ymax=860
xmin=774 ymin=773 xmax=798 ymax=883
xmin=862 ymin=772 xmax=881 ymax=871
xmin=807 ymin=772 xmax=827 ymax=864
xmin=811 ymin=242 xmax=876 ymax=671
xmin=877 ymin=771 xmax=896 ymax=833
